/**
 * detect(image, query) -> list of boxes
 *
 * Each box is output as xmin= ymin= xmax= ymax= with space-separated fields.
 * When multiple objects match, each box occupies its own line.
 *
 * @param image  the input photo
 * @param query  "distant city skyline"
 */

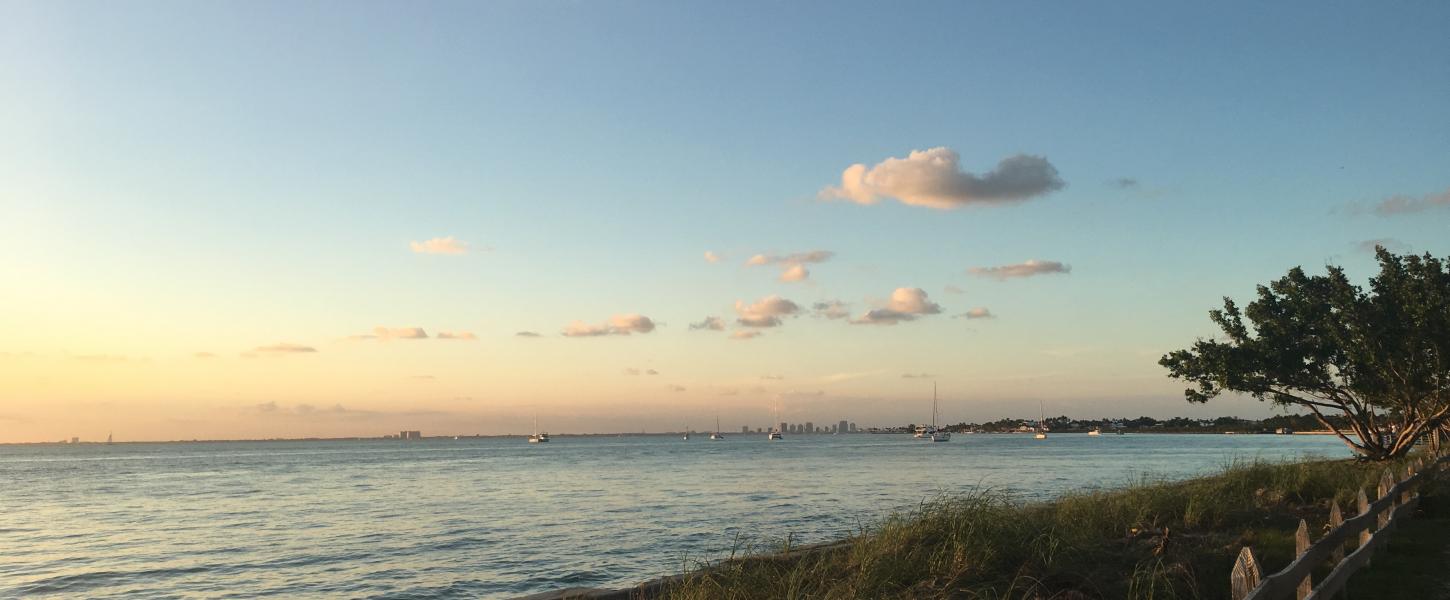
xmin=3 ymin=1 xmax=1448 ymax=442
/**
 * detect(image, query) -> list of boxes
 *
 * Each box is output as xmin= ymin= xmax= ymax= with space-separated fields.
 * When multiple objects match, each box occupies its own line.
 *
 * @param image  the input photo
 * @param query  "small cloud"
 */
xmin=735 ymin=295 xmax=801 ymax=328
xmin=746 ymin=250 xmax=834 ymax=283
xmin=969 ymin=259 xmax=1071 ymax=280
xmin=689 ymin=316 xmax=726 ymax=331
xmin=1372 ymin=187 xmax=1450 ymax=216
xmin=1109 ymin=177 xmax=1139 ymax=189
xmin=667 ymin=384 xmax=687 ymax=392
xmin=516 ymin=331 xmax=542 ymax=338
xmin=850 ymin=288 xmax=942 ymax=326
xmin=255 ymin=401 xmax=280 ymax=412
xmin=820 ymin=147 xmax=1064 ymax=209
xmin=623 ymin=368 xmax=642 ymax=376
xmin=780 ymin=264 xmax=809 ymax=282
xmin=943 ymin=285 xmax=965 ymax=295
xmin=562 ymin=314 xmax=657 ymax=337
xmin=193 ymin=352 xmax=217 ymax=359
xmin=731 ymin=331 xmax=763 ymax=340
xmin=1356 ymin=238 xmax=1411 ymax=254
xmin=409 ymin=236 xmax=469 ymax=255
xmin=811 ymin=300 xmax=851 ymax=320
xmin=435 ymin=331 xmax=477 ymax=340
xmin=760 ymin=374 xmax=784 ymax=380
xmin=253 ymin=343 xmax=317 ymax=354
xmin=901 ymin=372 xmax=934 ymax=379
xmin=409 ymin=375 xmax=436 ymax=380
xmin=956 ymin=307 xmax=995 ymax=319
xmin=704 ymin=251 xmax=722 ymax=263
xmin=646 ymin=369 xmax=659 ymax=375
xmin=350 ymin=326 xmax=429 ymax=341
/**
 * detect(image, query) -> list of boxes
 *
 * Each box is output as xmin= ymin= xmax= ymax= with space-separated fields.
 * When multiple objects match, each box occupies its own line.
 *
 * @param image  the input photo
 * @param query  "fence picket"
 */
xmin=1231 ymin=546 xmax=1262 ymax=600
xmin=1294 ymin=519 xmax=1311 ymax=600
xmin=1328 ymin=502 xmax=1344 ymax=565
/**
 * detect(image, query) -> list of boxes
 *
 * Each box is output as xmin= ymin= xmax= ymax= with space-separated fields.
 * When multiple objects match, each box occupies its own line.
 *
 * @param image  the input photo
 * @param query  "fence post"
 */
xmin=1357 ymin=488 xmax=1372 ymax=566
xmin=1230 ymin=546 xmax=1262 ymax=600
xmin=1328 ymin=501 xmax=1345 ymax=565
xmin=1403 ymin=463 xmax=1416 ymax=504
xmin=1378 ymin=469 xmax=1395 ymax=530
xmin=1295 ymin=519 xmax=1311 ymax=599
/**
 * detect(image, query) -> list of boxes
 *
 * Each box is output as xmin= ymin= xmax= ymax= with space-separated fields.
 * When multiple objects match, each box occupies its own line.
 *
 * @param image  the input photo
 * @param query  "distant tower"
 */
xmin=805 ymin=421 xmax=814 ymax=435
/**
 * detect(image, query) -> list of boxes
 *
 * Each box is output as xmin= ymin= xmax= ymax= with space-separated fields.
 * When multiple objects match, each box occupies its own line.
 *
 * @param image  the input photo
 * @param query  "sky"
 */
xmin=2 ymin=1 xmax=1448 ymax=442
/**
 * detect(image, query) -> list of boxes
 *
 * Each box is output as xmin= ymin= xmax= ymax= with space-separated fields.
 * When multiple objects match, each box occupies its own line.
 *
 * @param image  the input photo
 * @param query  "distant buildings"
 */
xmin=741 ymin=425 xmax=750 ymax=433
xmin=399 ymin=430 xmax=422 ymax=440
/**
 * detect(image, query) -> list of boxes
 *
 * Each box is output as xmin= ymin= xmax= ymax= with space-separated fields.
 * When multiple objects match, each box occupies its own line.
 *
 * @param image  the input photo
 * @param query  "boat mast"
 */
xmin=932 ymin=381 xmax=938 ymax=429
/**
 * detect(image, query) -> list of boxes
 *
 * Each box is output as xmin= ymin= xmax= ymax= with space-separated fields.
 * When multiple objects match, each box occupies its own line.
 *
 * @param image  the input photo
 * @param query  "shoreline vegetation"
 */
xmin=531 ymin=453 xmax=1443 ymax=600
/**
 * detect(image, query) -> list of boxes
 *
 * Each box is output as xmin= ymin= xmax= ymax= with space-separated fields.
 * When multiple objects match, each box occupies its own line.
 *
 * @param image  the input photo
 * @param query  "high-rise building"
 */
xmin=849 ymin=422 xmax=857 ymax=432
xmin=742 ymin=425 xmax=750 ymax=433
xmin=779 ymin=422 xmax=788 ymax=434
xmin=399 ymin=430 xmax=421 ymax=440
xmin=805 ymin=421 xmax=814 ymax=434
xmin=839 ymin=420 xmax=849 ymax=434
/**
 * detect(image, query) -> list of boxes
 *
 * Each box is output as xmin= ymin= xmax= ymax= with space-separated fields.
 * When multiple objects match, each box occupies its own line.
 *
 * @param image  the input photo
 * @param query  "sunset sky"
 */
xmin=2 ymin=2 xmax=1448 ymax=442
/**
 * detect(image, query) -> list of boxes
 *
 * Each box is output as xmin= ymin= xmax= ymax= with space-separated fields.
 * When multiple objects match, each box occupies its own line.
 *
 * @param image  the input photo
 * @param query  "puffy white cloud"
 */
xmin=1373 ymin=188 xmax=1450 ymax=215
xmin=561 ymin=314 xmax=657 ymax=337
xmin=731 ymin=331 xmax=763 ymax=340
xmin=779 ymin=264 xmax=809 ymax=282
xmin=409 ymin=236 xmax=469 ymax=255
xmin=746 ymin=250 xmax=834 ymax=282
xmin=969 ymin=259 xmax=1071 ymax=280
xmin=704 ymin=251 xmax=722 ymax=263
xmin=811 ymin=300 xmax=851 ymax=320
xmin=436 ymin=331 xmax=477 ymax=340
xmin=690 ymin=316 xmax=726 ymax=331
xmin=850 ymin=288 xmax=943 ymax=326
xmin=957 ymin=307 xmax=995 ymax=319
xmin=734 ymin=295 xmax=801 ymax=328
xmin=821 ymin=148 xmax=1064 ymax=209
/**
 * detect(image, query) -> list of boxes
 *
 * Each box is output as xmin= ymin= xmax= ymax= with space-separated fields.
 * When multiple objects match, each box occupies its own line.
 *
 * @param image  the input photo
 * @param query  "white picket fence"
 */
xmin=1230 ymin=450 xmax=1445 ymax=600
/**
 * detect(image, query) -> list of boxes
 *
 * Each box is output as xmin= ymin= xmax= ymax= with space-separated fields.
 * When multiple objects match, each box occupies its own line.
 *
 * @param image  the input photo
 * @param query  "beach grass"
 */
xmin=662 ymin=456 xmax=1429 ymax=599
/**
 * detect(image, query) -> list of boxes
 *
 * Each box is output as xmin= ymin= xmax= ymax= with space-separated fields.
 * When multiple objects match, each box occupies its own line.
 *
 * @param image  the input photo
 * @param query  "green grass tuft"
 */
xmin=663 ymin=456 xmax=1428 ymax=600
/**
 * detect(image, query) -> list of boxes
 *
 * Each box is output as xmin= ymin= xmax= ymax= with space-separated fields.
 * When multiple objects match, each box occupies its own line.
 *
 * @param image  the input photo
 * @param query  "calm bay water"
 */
xmin=1 ymin=433 xmax=1349 ymax=598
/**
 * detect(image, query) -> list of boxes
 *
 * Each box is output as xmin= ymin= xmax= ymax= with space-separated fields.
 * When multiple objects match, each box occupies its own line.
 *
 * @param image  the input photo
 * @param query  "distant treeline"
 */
xmin=923 ymin=413 xmax=1345 ymax=434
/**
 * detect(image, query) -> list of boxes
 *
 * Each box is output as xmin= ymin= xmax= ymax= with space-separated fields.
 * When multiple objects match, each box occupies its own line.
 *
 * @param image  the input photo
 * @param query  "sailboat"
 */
xmin=914 ymin=383 xmax=950 ymax=441
xmin=528 ymin=414 xmax=550 ymax=443
xmin=767 ymin=405 xmax=783 ymax=440
xmin=930 ymin=383 xmax=950 ymax=442
xmin=1034 ymin=402 xmax=1048 ymax=439
xmin=710 ymin=414 xmax=725 ymax=440
xmin=106 ymin=431 xmax=113 ymax=445
xmin=683 ymin=426 xmax=690 ymax=441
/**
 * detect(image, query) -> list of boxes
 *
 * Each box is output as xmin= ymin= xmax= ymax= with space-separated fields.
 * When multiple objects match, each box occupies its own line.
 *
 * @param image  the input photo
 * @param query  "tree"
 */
xmin=1160 ymin=247 xmax=1450 ymax=460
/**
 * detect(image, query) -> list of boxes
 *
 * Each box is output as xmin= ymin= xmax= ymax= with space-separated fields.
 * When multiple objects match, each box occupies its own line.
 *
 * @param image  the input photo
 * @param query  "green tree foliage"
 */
xmin=1161 ymin=247 xmax=1450 ymax=460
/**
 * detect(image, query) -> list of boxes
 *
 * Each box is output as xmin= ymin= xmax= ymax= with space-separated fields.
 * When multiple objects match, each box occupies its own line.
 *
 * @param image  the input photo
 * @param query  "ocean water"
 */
xmin=1 ymin=433 xmax=1349 ymax=599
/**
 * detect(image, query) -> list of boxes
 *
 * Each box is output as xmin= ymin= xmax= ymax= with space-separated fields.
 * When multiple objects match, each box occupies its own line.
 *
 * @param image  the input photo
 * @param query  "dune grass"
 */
xmin=662 ymin=456 xmax=1429 ymax=600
